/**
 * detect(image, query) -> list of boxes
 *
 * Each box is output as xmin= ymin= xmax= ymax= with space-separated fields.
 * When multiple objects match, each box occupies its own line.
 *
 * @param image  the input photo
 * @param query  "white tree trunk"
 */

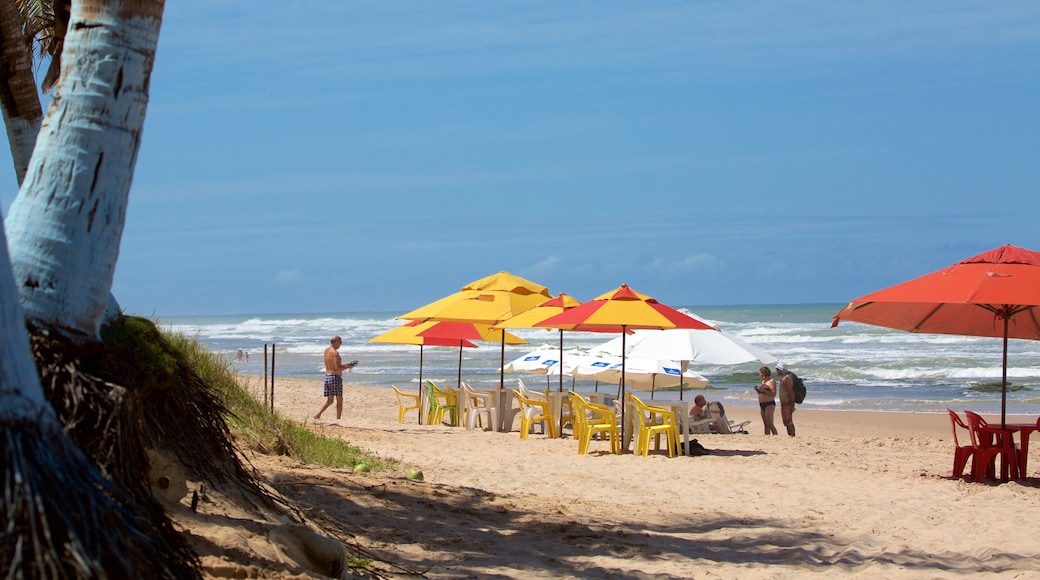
xmin=4 ymin=0 xmax=163 ymax=341
xmin=0 ymin=211 xmax=49 ymax=420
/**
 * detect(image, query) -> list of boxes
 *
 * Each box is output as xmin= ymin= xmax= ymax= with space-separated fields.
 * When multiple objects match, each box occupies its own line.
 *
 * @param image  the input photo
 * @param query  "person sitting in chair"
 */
xmin=689 ymin=394 xmax=708 ymax=421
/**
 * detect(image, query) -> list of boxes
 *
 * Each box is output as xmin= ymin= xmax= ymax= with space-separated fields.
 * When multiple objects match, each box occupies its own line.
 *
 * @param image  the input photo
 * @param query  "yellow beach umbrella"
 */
xmin=399 ymin=271 xmax=552 ymax=388
xmin=399 ymin=271 xmax=551 ymax=322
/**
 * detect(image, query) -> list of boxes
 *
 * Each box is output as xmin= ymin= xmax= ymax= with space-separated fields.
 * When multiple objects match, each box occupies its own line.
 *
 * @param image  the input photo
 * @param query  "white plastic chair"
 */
xmin=461 ymin=382 xmax=498 ymax=432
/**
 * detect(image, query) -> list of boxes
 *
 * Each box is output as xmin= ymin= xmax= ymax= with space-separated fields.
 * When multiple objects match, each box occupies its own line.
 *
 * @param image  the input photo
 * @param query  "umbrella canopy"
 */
xmin=398 ymin=271 xmax=551 ymax=322
xmin=536 ymin=284 xmax=714 ymax=441
xmin=418 ymin=321 xmax=526 ymax=393
xmin=832 ymin=244 xmax=1040 ymax=426
xmin=609 ymin=312 xmax=776 ymax=398
xmin=621 ymin=327 xmax=777 ymax=366
xmin=570 ymin=353 xmax=709 ymax=394
xmin=400 ymin=272 xmax=552 ymax=389
xmin=502 ymin=343 xmax=569 ymax=375
xmin=493 ymin=292 xmax=583 ymax=395
xmin=369 ymin=320 xmax=479 ymax=424
xmin=369 ymin=320 xmax=479 ymax=348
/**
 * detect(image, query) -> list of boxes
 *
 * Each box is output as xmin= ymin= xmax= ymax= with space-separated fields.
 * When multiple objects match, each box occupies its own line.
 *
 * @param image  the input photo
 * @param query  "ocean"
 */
xmin=163 ymin=304 xmax=1040 ymax=415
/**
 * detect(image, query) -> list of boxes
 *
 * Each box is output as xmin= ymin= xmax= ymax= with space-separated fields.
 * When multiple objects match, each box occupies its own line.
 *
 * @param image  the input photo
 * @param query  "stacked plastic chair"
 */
xmin=570 ymin=391 xmax=619 ymax=454
xmin=512 ymin=388 xmax=555 ymax=439
xmin=425 ymin=380 xmax=458 ymax=426
xmin=460 ymin=381 xmax=498 ymax=431
xmin=628 ymin=393 xmax=679 ymax=457
xmin=964 ymin=411 xmax=1018 ymax=481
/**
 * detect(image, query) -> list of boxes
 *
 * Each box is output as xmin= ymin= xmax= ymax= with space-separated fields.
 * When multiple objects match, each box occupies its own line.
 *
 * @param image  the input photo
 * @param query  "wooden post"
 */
xmin=270 ymin=343 xmax=276 ymax=413
xmin=263 ymin=343 xmax=269 ymax=407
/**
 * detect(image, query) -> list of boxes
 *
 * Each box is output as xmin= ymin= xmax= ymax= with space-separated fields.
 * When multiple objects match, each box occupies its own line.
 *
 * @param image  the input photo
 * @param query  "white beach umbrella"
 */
xmin=619 ymin=328 xmax=777 ymax=366
xmin=501 ymin=343 xmax=562 ymax=374
xmin=556 ymin=350 xmax=709 ymax=396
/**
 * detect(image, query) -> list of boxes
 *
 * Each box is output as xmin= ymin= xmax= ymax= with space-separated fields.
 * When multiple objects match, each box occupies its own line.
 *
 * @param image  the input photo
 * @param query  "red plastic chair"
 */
xmin=946 ymin=410 xmax=975 ymax=479
xmin=964 ymin=411 xmax=1018 ymax=481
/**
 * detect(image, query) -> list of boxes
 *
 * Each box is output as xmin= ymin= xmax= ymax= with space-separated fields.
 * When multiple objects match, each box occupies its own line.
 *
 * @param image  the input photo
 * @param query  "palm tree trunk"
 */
xmin=0 ymin=0 xmax=44 ymax=185
xmin=1 ymin=204 xmax=196 ymax=577
xmin=4 ymin=0 xmax=164 ymax=341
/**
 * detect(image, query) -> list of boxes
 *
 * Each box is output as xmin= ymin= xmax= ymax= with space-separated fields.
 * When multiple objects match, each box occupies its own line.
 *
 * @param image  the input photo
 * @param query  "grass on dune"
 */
xmin=160 ymin=326 xmax=396 ymax=472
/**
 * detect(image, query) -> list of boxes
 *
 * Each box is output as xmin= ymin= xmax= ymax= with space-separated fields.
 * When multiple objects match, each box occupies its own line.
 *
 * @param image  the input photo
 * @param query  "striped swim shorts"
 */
xmin=323 ymin=374 xmax=343 ymax=397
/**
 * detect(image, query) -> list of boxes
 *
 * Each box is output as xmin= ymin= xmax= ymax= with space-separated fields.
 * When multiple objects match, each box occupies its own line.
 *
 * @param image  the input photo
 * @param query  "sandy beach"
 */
xmin=176 ymin=376 xmax=1040 ymax=579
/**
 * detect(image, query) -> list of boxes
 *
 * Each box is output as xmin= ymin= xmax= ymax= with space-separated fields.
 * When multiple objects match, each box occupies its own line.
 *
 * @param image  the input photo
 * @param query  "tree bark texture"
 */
xmin=0 ymin=0 xmax=44 ymax=185
xmin=5 ymin=0 xmax=164 ymax=340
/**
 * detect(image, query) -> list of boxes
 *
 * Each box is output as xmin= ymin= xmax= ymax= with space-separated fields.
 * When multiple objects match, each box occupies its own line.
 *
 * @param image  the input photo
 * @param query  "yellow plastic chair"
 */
xmin=391 ymin=385 xmax=421 ymax=424
xmin=425 ymin=380 xmax=458 ymax=426
xmin=512 ymin=389 xmax=556 ymax=439
xmin=570 ymin=391 xmax=620 ymax=454
xmin=628 ymin=393 xmax=679 ymax=457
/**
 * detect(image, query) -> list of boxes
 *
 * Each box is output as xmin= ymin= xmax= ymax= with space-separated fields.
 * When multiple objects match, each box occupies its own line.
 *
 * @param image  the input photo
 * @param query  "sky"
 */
xmin=2 ymin=1 xmax=1040 ymax=316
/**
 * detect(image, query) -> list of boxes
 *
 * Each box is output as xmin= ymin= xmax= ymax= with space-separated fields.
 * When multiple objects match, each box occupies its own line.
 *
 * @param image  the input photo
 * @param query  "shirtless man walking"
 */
xmin=315 ymin=335 xmax=356 ymax=421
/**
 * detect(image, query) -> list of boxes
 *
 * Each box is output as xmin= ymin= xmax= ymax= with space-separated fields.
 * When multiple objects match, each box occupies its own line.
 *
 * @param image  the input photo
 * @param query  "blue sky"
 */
xmin=3 ymin=1 xmax=1039 ymax=316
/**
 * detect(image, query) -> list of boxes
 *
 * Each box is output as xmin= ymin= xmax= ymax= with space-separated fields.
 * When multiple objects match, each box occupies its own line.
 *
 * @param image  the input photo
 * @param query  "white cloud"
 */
xmin=275 ymin=270 xmax=302 ymax=284
xmin=529 ymin=256 xmax=563 ymax=273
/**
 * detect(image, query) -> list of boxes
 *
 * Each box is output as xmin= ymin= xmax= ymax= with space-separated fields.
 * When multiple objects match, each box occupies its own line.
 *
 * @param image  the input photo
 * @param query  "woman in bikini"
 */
xmin=754 ymin=365 xmax=778 ymax=435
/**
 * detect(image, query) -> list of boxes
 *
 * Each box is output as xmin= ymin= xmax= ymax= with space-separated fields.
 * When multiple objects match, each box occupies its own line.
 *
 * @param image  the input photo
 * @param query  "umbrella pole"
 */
xmin=620 ymin=327 xmax=627 ymax=450
xmin=558 ymin=329 xmax=565 ymax=438
xmin=1002 ymin=311 xmax=1009 ymax=428
xmin=418 ymin=345 xmax=425 ymax=425
xmin=500 ymin=330 xmax=506 ymax=391
xmin=558 ymin=330 xmax=564 ymax=393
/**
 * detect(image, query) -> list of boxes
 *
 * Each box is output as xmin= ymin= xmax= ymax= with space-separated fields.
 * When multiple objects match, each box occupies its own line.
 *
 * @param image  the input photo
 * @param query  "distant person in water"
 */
xmin=754 ymin=366 xmax=778 ymax=435
xmin=315 ymin=336 xmax=356 ymax=421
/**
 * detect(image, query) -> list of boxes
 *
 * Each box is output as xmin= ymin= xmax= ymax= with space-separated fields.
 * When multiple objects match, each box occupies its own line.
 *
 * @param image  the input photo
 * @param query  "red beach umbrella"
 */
xmin=418 ymin=321 xmax=526 ymax=395
xmin=832 ymin=244 xmax=1040 ymax=426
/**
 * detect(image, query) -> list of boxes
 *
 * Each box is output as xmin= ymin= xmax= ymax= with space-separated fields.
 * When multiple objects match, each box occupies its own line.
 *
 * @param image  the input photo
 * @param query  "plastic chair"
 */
xmin=425 ymin=380 xmax=458 ymax=426
xmin=705 ymin=402 xmax=751 ymax=434
xmin=964 ymin=411 xmax=1018 ymax=481
xmin=517 ymin=378 xmax=548 ymax=402
xmin=391 ymin=385 xmax=422 ymax=424
xmin=628 ymin=393 xmax=679 ymax=457
xmin=570 ymin=391 xmax=620 ymax=454
xmin=512 ymin=389 xmax=556 ymax=439
xmin=460 ymin=382 xmax=498 ymax=432
xmin=553 ymin=390 xmax=576 ymax=437
xmin=946 ymin=409 xmax=975 ymax=479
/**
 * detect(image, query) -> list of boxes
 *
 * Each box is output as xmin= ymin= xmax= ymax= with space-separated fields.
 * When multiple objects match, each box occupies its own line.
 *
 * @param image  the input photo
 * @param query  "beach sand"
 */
xmin=173 ymin=376 xmax=1040 ymax=579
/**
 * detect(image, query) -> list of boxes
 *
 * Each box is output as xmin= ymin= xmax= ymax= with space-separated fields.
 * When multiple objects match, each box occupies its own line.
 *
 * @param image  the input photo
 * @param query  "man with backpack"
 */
xmin=776 ymin=363 xmax=797 ymax=437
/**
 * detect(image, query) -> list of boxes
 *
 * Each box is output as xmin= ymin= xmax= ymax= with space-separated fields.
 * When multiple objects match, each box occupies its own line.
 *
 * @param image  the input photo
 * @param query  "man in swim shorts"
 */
xmin=776 ymin=363 xmax=796 ymax=437
xmin=315 ymin=335 xmax=356 ymax=421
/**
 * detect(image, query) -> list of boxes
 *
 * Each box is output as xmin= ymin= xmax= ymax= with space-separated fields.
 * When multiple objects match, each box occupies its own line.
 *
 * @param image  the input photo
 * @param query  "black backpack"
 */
xmin=791 ymin=373 xmax=806 ymax=404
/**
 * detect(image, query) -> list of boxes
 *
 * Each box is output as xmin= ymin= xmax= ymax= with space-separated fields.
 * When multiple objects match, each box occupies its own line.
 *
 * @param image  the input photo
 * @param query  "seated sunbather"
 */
xmin=688 ymin=395 xmax=714 ymax=433
xmin=689 ymin=394 xmax=708 ymax=420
